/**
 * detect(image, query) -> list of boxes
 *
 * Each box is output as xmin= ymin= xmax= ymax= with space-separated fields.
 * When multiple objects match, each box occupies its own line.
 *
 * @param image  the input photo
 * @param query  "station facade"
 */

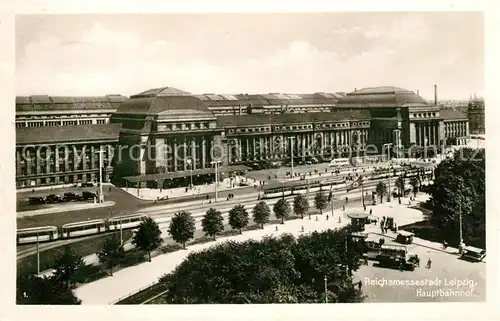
xmin=15 ymin=85 xmax=472 ymax=188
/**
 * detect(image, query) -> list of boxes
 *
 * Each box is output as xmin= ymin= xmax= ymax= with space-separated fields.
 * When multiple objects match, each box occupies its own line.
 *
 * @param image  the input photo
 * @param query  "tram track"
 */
xmin=16 ymin=175 xmax=399 ymax=258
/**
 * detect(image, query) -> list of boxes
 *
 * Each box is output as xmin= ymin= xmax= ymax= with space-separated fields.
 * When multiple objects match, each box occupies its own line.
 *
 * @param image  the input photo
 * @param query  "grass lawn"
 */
xmin=116 ymin=216 xmax=303 ymax=304
xmin=17 ymin=207 xmax=116 ymax=229
xmin=17 ymin=230 xmax=133 ymax=276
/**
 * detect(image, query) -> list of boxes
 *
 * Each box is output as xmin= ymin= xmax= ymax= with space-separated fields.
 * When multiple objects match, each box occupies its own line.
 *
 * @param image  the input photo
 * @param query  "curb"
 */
xmin=371 ymin=231 xmax=460 ymax=255
xmin=17 ymin=201 xmax=116 ymax=217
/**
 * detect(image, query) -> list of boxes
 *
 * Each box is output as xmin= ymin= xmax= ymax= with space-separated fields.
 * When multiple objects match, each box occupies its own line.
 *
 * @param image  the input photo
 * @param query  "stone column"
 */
xmin=81 ymin=145 xmax=88 ymax=171
xmin=174 ymin=138 xmax=178 ymax=172
xmin=301 ymin=134 xmax=306 ymax=159
xmin=16 ymin=149 xmax=21 ymax=176
xmin=202 ymin=137 xmax=207 ymax=169
xmin=191 ymin=139 xmax=197 ymax=170
xmin=183 ymin=139 xmax=188 ymax=171
xmin=35 ymin=146 xmax=42 ymax=175
xmin=238 ymin=138 xmax=242 ymax=161
xmin=245 ymin=138 xmax=250 ymax=161
xmin=90 ymin=145 xmax=95 ymax=170
xmin=252 ymin=137 xmax=257 ymax=160
xmin=25 ymin=149 xmax=32 ymax=175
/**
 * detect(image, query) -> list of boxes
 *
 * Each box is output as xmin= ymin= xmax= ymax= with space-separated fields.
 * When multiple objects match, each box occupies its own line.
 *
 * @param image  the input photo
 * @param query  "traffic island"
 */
xmin=17 ymin=201 xmax=115 ymax=218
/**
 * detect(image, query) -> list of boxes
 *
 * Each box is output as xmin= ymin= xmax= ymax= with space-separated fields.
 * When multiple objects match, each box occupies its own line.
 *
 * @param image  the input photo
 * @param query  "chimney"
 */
xmin=434 ymin=84 xmax=438 ymax=106
xmin=417 ymin=89 xmax=419 ymax=96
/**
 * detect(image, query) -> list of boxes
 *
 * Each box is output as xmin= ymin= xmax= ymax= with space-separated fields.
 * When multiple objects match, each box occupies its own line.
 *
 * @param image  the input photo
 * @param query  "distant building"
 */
xmin=15 ymin=95 xmax=125 ymax=188
xmin=468 ymin=97 xmax=485 ymax=134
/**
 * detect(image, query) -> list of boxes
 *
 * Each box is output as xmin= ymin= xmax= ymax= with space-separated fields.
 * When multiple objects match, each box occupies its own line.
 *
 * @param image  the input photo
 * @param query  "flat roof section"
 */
xmin=16 ymin=123 xmax=122 ymax=145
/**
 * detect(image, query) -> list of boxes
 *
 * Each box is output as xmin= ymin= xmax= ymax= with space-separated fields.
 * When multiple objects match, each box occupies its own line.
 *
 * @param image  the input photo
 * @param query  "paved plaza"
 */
xmin=73 ymin=192 xmax=484 ymax=304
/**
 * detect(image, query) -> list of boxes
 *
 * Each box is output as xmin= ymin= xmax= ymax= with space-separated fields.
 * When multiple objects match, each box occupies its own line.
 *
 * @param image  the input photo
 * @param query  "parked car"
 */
xmin=45 ymin=194 xmax=63 ymax=203
xmin=63 ymin=192 xmax=80 ymax=202
xmin=28 ymin=197 xmax=45 ymax=205
xmin=82 ymin=191 xmax=97 ymax=200
xmin=81 ymin=182 xmax=94 ymax=187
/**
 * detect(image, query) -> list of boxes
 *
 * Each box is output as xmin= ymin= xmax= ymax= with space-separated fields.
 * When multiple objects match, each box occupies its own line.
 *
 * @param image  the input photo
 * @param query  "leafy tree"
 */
xmin=252 ymin=201 xmax=271 ymax=229
xmin=228 ymin=204 xmax=249 ymax=234
xmin=168 ymin=211 xmax=196 ymax=249
xmin=97 ymin=235 xmax=125 ymax=276
xmin=273 ymin=198 xmax=291 ymax=224
xmin=409 ymin=177 xmax=419 ymax=197
xmin=52 ymin=245 xmax=85 ymax=289
xmin=314 ymin=191 xmax=328 ymax=215
xmin=375 ymin=182 xmax=387 ymax=203
xmin=430 ymin=148 xmax=485 ymax=247
xmin=154 ymin=227 xmax=364 ymax=304
xmin=395 ymin=176 xmax=405 ymax=196
xmin=132 ymin=217 xmax=163 ymax=261
xmin=17 ymin=274 xmax=81 ymax=305
xmin=293 ymin=194 xmax=310 ymax=219
xmin=202 ymin=208 xmax=224 ymax=239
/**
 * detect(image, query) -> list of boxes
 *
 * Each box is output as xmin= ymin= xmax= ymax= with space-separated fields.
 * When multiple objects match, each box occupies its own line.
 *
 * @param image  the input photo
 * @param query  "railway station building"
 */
xmin=15 ymin=85 xmax=471 ymax=189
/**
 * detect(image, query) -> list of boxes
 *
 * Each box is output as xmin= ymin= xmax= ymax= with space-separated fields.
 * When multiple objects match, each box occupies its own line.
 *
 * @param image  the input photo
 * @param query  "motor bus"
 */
xmin=329 ymin=158 xmax=351 ymax=167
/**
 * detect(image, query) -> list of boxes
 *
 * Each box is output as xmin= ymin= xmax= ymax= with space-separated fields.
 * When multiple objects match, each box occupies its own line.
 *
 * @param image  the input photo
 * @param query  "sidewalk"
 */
xmin=73 ymin=193 xmax=432 ymax=304
xmin=74 ymin=208 xmax=361 ymax=304
xmin=17 ymin=201 xmax=115 ymax=218
xmin=122 ymin=176 xmax=250 ymax=201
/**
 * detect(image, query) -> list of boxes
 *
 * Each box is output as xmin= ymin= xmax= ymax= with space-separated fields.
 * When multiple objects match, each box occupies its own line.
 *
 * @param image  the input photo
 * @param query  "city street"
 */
xmin=17 ymin=185 xmax=152 ymax=228
xmin=73 ymin=191 xmax=484 ymax=304
xmin=355 ymin=238 xmax=486 ymax=302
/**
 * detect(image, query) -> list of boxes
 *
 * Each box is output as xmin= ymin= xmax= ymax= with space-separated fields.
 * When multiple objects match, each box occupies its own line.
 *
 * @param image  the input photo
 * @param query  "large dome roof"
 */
xmin=131 ymin=86 xmax=191 ymax=98
xmin=337 ymin=86 xmax=428 ymax=107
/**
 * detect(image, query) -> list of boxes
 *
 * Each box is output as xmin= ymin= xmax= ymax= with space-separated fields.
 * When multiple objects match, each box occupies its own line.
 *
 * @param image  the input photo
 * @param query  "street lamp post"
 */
xmin=36 ymin=232 xmax=40 ymax=275
xmin=324 ymin=276 xmax=328 ymax=303
xmin=95 ymin=146 xmax=104 ymax=203
xmin=187 ymin=158 xmax=193 ymax=189
xmin=288 ymin=137 xmax=295 ymax=177
xmin=210 ymin=160 xmax=222 ymax=202
xmin=393 ymin=129 xmax=401 ymax=160
xmin=383 ymin=143 xmax=393 ymax=202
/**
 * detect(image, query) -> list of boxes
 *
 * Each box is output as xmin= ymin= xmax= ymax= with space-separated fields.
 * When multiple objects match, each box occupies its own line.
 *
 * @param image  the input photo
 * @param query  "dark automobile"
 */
xmin=82 ymin=191 xmax=97 ymax=200
xmin=81 ymin=182 xmax=94 ymax=187
xmin=45 ymin=194 xmax=63 ymax=203
xmin=63 ymin=192 xmax=80 ymax=202
xmin=28 ymin=197 xmax=45 ymax=205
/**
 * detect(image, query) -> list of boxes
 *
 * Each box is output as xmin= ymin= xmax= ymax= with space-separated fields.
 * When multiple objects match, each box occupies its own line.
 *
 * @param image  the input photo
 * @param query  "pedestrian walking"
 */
xmin=315 ymin=216 xmax=319 ymax=221
xmin=338 ymin=216 xmax=341 ymax=223
xmin=342 ymin=205 xmax=345 ymax=211
xmin=426 ymin=258 xmax=432 ymax=269
xmin=275 ymin=226 xmax=279 ymax=232
xmin=345 ymin=196 xmax=349 ymax=203
xmin=443 ymin=240 xmax=448 ymax=250
xmin=326 ymin=214 xmax=329 ymax=220
xmin=398 ymin=198 xmax=401 ymax=205
xmin=301 ymin=225 xmax=304 ymax=232
xmin=363 ymin=205 xmax=366 ymax=211
xmin=369 ymin=208 xmax=373 ymax=215
xmin=357 ymin=281 xmax=362 ymax=290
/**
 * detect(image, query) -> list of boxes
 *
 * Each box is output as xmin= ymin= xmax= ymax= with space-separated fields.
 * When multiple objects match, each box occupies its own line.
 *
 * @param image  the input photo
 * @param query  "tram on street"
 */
xmin=17 ymin=226 xmax=59 ymax=244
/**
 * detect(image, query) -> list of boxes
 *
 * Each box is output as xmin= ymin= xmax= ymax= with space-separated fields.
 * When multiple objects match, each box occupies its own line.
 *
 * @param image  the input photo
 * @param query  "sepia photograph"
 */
xmin=13 ymin=11 xmax=486 ymax=306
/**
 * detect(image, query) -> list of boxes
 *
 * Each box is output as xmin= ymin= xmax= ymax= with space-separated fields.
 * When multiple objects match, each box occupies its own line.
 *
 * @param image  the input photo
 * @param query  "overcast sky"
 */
xmin=15 ymin=12 xmax=484 ymax=99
